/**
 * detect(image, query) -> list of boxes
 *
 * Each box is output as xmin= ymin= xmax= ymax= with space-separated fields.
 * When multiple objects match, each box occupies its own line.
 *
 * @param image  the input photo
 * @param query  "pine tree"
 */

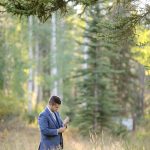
xmin=76 ymin=5 xmax=119 ymax=135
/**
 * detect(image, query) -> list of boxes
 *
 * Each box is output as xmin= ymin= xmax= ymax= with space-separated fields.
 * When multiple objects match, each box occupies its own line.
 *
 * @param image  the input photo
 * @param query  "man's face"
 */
xmin=50 ymin=103 xmax=60 ymax=112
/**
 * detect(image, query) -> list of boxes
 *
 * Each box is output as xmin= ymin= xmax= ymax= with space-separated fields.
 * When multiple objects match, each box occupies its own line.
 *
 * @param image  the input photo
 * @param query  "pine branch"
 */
xmin=0 ymin=2 xmax=6 ymax=7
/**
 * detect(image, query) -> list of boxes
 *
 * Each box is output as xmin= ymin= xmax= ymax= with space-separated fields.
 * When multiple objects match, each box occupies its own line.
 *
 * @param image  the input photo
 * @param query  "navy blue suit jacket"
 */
xmin=38 ymin=107 xmax=64 ymax=150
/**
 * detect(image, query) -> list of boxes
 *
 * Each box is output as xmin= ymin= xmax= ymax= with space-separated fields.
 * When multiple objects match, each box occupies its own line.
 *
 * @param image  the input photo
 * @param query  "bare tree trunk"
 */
xmin=38 ymin=47 xmax=43 ymax=102
xmin=50 ymin=13 xmax=58 ymax=96
xmin=38 ymin=84 xmax=43 ymax=102
xmin=34 ymin=27 xmax=40 ymax=104
xmin=94 ymin=47 xmax=99 ymax=132
xmin=34 ymin=31 xmax=39 ymax=103
xmin=58 ymin=19 xmax=65 ymax=99
xmin=28 ymin=16 xmax=33 ymax=113
xmin=82 ymin=14 xmax=88 ymax=70
xmin=138 ymin=64 xmax=145 ymax=117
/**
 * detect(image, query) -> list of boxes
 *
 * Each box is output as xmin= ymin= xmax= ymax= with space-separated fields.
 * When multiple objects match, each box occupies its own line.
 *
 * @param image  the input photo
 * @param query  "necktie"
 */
xmin=51 ymin=112 xmax=56 ymax=121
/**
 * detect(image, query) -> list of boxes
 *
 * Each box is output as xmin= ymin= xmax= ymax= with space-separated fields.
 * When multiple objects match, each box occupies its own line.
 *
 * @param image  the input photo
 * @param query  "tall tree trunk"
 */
xmin=58 ymin=19 xmax=65 ymax=99
xmin=38 ymin=46 xmax=43 ymax=102
xmin=94 ymin=47 xmax=99 ymax=131
xmin=34 ymin=29 xmax=39 ymax=103
xmin=34 ymin=22 xmax=40 ymax=104
xmin=28 ymin=16 xmax=33 ymax=113
xmin=83 ymin=14 xmax=88 ymax=70
xmin=137 ymin=63 xmax=145 ymax=117
xmin=50 ymin=13 xmax=58 ymax=96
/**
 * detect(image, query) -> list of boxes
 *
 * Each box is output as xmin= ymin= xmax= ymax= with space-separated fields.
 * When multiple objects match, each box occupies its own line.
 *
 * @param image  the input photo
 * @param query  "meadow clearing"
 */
xmin=0 ymin=118 xmax=149 ymax=150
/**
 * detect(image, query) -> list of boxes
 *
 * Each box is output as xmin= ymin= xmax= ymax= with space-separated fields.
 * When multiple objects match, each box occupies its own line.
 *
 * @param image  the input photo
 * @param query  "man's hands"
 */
xmin=63 ymin=116 xmax=70 ymax=127
xmin=58 ymin=116 xmax=70 ymax=133
xmin=58 ymin=127 xmax=66 ymax=133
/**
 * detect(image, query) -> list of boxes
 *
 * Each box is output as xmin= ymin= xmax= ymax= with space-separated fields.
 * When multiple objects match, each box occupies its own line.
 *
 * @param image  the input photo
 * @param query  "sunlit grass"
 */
xmin=0 ymin=118 xmax=149 ymax=150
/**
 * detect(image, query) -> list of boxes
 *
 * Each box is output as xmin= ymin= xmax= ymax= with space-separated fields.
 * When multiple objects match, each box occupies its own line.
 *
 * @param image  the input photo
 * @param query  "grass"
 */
xmin=0 ymin=118 xmax=149 ymax=150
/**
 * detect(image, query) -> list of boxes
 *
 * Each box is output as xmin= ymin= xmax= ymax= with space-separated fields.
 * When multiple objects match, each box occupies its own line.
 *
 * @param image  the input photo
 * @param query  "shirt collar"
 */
xmin=47 ymin=106 xmax=54 ymax=114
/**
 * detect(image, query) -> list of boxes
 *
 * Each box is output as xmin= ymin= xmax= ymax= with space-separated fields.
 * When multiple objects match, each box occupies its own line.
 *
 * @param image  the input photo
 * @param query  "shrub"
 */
xmin=0 ymin=91 xmax=23 ymax=120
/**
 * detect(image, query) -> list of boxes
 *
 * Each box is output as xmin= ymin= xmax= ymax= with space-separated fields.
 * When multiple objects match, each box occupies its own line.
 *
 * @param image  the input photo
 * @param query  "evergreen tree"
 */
xmin=102 ymin=1 xmax=140 ymax=129
xmin=75 ymin=5 xmax=119 ymax=135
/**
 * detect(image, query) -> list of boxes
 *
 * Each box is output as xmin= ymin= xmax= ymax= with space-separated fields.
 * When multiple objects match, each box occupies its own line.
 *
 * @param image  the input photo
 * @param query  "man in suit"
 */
xmin=38 ymin=96 xmax=67 ymax=150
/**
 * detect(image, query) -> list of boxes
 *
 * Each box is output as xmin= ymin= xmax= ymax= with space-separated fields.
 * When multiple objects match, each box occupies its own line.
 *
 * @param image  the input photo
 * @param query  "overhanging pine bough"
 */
xmin=0 ymin=0 xmax=98 ymax=22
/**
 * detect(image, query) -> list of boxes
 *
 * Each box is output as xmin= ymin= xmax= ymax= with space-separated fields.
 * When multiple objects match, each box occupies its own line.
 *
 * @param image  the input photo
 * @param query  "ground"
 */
xmin=0 ymin=117 xmax=149 ymax=150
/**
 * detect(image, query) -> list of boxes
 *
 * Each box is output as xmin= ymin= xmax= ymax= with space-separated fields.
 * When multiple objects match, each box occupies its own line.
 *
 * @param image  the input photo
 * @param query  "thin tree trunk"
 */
xmin=38 ymin=84 xmax=43 ymax=102
xmin=34 ymin=25 xmax=40 ymax=104
xmin=58 ymin=19 xmax=65 ymax=99
xmin=94 ymin=47 xmax=99 ymax=131
xmin=28 ymin=16 xmax=33 ymax=113
xmin=33 ymin=18 xmax=42 ymax=105
xmin=140 ymin=65 xmax=145 ymax=116
xmin=83 ymin=14 xmax=88 ymax=70
xmin=138 ymin=63 xmax=145 ymax=117
xmin=50 ymin=13 xmax=58 ymax=96
xmin=38 ymin=46 xmax=43 ymax=102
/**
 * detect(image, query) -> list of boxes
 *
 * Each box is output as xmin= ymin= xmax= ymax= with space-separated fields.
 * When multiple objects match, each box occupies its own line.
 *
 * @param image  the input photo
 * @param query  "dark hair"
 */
xmin=49 ymin=96 xmax=61 ymax=105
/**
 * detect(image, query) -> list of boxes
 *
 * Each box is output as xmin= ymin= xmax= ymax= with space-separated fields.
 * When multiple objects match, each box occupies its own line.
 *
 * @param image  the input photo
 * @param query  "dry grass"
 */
xmin=0 ymin=119 xmax=149 ymax=150
xmin=64 ymin=129 xmax=138 ymax=150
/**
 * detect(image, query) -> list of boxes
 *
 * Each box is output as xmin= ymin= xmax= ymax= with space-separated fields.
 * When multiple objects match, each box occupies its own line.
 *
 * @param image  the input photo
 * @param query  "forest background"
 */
xmin=0 ymin=0 xmax=150 ymax=149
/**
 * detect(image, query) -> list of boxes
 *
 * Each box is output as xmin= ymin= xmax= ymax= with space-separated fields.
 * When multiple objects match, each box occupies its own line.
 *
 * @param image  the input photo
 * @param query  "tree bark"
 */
xmin=50 ymin=13 xmax=58 ymax=96
xmin=34 ymin=22 xmax=40 ymax=104
xmin=28 ymin=16 xmax=33 ymax=113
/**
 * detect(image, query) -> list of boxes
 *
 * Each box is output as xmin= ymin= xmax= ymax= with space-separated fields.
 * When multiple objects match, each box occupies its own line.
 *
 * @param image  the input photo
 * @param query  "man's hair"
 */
xmin=49 ymin=96 xmax=61 ymax=105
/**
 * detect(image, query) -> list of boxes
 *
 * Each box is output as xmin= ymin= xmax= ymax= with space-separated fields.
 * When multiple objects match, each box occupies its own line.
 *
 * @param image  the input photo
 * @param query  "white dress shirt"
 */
xmin=47 ymin=106 xmax=57 ymax=121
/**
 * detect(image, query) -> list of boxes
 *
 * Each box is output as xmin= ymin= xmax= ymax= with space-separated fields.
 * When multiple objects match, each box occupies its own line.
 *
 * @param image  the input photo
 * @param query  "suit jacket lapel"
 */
xmin=45 ymin=107 xmax=59 ymax=128
xmin=54 ymin=112 xmax=62 ymax=127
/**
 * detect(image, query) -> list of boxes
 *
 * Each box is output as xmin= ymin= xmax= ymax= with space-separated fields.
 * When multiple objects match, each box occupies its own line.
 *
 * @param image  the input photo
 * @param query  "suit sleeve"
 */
xmin=38 ymin=114 xmax=58 ymax=136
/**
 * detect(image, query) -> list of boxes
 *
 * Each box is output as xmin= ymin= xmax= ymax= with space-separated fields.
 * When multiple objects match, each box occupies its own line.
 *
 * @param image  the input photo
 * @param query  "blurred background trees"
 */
xmin=0 ymin=0 xmax=150 ymax=136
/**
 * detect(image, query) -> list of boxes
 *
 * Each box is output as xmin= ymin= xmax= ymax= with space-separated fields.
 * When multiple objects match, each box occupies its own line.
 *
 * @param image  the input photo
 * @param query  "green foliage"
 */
xmin=0 ymin=0 xmax=149 ymax=25
xmin=74 ymin=0 xmax=144 ymax=135
xmin=111 ymin=123 xmax=128 ymax=137
xmin=97 ymin=2 xmax=138 ymax=117
xmin=0 ymin=15 xmax=28 ymax=97
xmin=132 ymin=26 xmax=150 ymax=68
xmin=0 ymin=0 xmax=98 ymax=22
xmin=75 ymin=5 xmax=121 ymax=135
xmin=24 ymin=101 xmax=46 ymax=124
xmin=0 ymin=91 xmax=24 ymax=119
xmin=25 ymin=111 xmax=38 ymax=124
xmin=0 ymin=0 xmax=149 ymax=139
